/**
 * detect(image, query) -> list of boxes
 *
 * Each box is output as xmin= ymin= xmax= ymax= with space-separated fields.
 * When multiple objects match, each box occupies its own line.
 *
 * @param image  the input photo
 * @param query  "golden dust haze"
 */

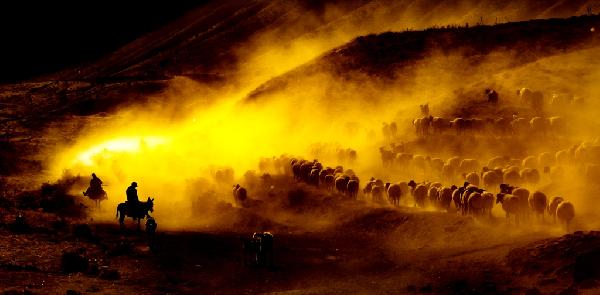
xmin=47 ymin=0 xmax=600 ymax=234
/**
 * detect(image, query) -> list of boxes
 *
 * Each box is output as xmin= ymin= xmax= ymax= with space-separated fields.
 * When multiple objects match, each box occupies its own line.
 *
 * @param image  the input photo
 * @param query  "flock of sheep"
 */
xmin=282 ymin=154 xmax=576 ymax=231
xmin=224 ymin=87 xmax=596 ymax=232
xmin=411 ymin=87 xmax=584 ymax=137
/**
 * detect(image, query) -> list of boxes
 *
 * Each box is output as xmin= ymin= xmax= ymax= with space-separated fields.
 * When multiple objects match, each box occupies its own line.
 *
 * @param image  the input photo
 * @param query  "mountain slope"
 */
xmin=245 ymin=14 xmax=600 ymax=101
xmin=50 ymin=0 xmax=600 ymax=82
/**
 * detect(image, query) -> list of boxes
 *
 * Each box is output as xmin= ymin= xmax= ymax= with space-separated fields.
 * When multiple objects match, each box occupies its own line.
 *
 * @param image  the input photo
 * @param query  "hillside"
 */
xmin=246 ymin=14 xmax=600 ymax=101
xmin=48 ymin=0 xmax=600 ymax=82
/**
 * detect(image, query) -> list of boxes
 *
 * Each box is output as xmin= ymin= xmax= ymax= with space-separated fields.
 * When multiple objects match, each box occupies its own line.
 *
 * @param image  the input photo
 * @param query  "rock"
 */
xmin=525 ymin=288 xmax=541 ymax=295
xmin=420 ymin=284 xmax=433 ymax=293
xmin=539 ymin=278 xmax=558 ymax=286
xmin=61 ymin=250 xmax=88 ymax=273
xmin=578 ymin=279 xmax=598 ymax=289
xmin=558 ymin=286 xmax=578 ymax=295
xmin=574 ymin=249 xmax=600 ymax=282
xmin=72 ymin=223 xmax=93 ymax=240
xmin=99 ymin=268 xmax=120 ymax=280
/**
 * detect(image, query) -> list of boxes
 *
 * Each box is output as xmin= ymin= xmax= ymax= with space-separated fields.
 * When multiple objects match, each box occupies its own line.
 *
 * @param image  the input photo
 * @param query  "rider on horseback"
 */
xmin=84 ymin=173 xmax=107 ymax=201
xmin=126 ymin=182 xmax=140 ymax=213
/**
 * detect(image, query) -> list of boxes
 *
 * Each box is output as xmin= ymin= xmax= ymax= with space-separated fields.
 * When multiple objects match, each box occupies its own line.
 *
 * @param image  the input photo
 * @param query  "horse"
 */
xmin=83 ymin=187 xmax=107 ymax=209
xmin=116 ymin=197 xmax=154 ymax=230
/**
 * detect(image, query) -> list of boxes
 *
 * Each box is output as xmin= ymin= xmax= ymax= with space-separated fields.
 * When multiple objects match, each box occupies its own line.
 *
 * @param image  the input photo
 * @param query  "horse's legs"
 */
xmin=119 ymin=214 xmax=125 ymax=230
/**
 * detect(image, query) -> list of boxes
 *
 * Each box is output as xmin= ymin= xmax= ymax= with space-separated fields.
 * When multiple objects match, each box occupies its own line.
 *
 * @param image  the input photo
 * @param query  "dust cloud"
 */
xmin=45 ymin=1 xmax=600 ymax=236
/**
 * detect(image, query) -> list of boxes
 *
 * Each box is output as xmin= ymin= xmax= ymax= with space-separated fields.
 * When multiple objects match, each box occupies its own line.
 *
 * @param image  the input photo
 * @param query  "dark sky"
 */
xmin=0 ymin=1 xmax=206 ymax=82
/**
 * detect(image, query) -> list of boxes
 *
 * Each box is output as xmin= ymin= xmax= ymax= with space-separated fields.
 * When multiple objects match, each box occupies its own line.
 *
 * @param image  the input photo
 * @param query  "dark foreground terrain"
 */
xmin=0 ymin=200 xmax=597 ymax=294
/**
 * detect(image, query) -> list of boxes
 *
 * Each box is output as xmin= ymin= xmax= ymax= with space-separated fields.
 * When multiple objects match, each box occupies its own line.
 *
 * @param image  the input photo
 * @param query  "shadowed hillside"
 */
xmin=247 ymin=14 xmax=600 ymax=101
xmin=47 ymin=0 xmax=600 ymax=82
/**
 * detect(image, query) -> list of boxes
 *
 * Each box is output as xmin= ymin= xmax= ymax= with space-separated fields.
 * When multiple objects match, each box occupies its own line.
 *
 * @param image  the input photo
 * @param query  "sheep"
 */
xmin=371 ymin=185 xmax=385 ymax=202
xmin=496 ymin=193 xmax=524 ymax=224
xmin=508 ymin=158 xmax=522 ymax=168
xmin=363 ymin=178 xmax=375 ymax=197
xmin=556 ymin=202 xmax=575 ymax=232
xmin=481 ymin=192 xmax=495 ymax=217
xmin=379 ymin=147 xmax=395 ymax=167
xmin=555 ymin=149 xmax=571 ymax=166
xmin=547 ymin=196 xmax=564 ymax=223
xmin=548 ymin=116 xmax=566 ymax=134
xmin=413 ymin=184 xmax=428 ymax=208
xmin=395 ymin=153 xmax=413 ymax=170
xmin=512 ymin=187 xmax=530 ymax=203
xmin=347 ymin=179 xmax=359 ymax=199
xmin=427 ymin=186 xmax=440 ymax=208
xmin=467 ymin=192 xmax=487 ymax=216
xmin=549 ymin=166 xmax=565 ymax=182
xmin=517 ymin=88 xmax=533 ymax=105
xmin=522 ymin=155 xmax=538 ymax=169
xmin=452 ymin=186 xmax=466 ymax=212
xmin=530 ymin=91 xmax=544 ymax=111
xmin=382 ymin=123 xmax=391 ymax=141
xmin=585 ymin=164 xmax=600 ymax=182
xmin=430 ymin=182 xmax=443 ymax=189
xmin=530 ymin=117 xmax=548 ymax=136
xmin=429 ymin=158 xmax=445 ymax=177
xmin=461 ymin=185 xmax=481 ymax=215
xmin=446 ymin=157 xmax=461 ymax=168
xmin=335 ymin=175 xmax=350 ymax=194
xmin=520 ymin=168 xmax=540 ymax=186
xmin=465 ymin=172 xmax=480 ymax=187
xmin=575 ymin=144 xmax=600 ymax=165
xmin=442 ymin=164 xmax=457 ymax=183
xmin=309 ymin=168 xmax=321 ymax=186
xmin=488 ymin=156 xmax=508 ymax=168
xmin=459 ymin=159 xmax=480 ymax=175
xmin=450 ymin=118 xmax=465 ymax=135
xmin=438 ymin=186 xmax=455 ymax=211
xmin=482 ymin=170 xmax=502 ymax=192
xmin=232 ymin=184 xmax=248 ymax=207
xmin=493 ymin=117 xmax=512 ymax=135
xmin=413 ymin=116 xmax=433 ymax=136
xmin=324 ymin=174 xmax=335 ymax=192
xmin=420 ymin=104 xmax=429 ymax=116
xmin=529 ymin=191 xmax=548 ymax=221
xmin=413 ymin=155 xmax=428 ymax=174
xmin=503 ymin=169 xmax=521 ymax=186
xmin=486 ymin=89 xmax=499 ymax=104
xmin=550 ymin=93 xmax=573 ymax=109
xmin=387 ymin=183 xmax=402 ymax=207
xmin=511 ymin=116 xmax=529 ymax=134
xmin=431 ymin=117 xmax=452 ymax=134
xmin=538 ymin=152 xmax=555 ymax=169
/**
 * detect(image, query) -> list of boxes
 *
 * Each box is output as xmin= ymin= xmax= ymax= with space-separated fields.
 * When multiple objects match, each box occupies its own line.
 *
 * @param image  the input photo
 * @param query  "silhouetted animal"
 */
xmin=116 ymin=197 xmax=154 ymax=230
